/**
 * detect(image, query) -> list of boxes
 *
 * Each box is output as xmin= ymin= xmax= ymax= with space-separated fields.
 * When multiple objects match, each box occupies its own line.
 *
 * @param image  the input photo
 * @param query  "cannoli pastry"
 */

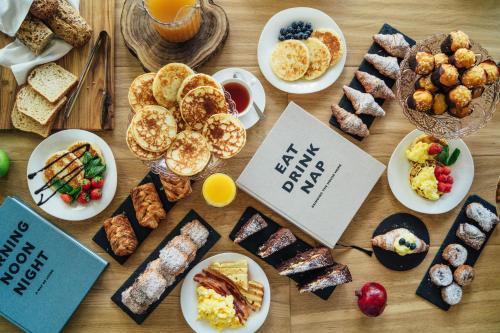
xmin=453 ymin=264 xmax=474 ymax=287
xmin=181 ymin=220 xmax=209 ymax=248
xmin=478 ymin=60 xmax=500 ymax=84
xmin=442 ymin=243 xmax=467 ymax=267
xmin=441 ymin=30 xmax=471 ymax=55
xmin=277 ymin=247 xmax=334 ymax=276
xmin=434 ymin=53 xmax=449 ymax=67
xmin=355 ymin=71 xmax=395 ymax=99
xmin=159 ymin=245 xmax=189 ymax=276
xmin=234 ymin=213 xmax=268 ymax=243
xmin=431 ymin=64 xmax=459 ymax=88
xmin=432 ymin=93 xmax=448 ymax=115
xmin=410 ymin=52 xmax=434 ymax=75
xmin=465 ymin=202 xmax=498 ymax=232
xmin=257 ymin=228 xmax=296 ymax=258
xmin=298 ymin=264 xmax=352 ymax=293
xmin=447 ymin=85 xmax=472 ymax=109
xmin=441 ymin=283 xmax=462 ymax=306
xmin=449 ymin=48 xmax=476 ymax=69
xmin=169 ymin=235 xmax=198 ymax=263
xmin=461 ymin=66 xmax=487 ymax=89
xmin=414 ymin=75 xmax=438 ymax=93
xmin=131 ymin=183 xmax=167 ymax=229
xmin=429 ymin=264 xmax=453 ymax=287
xmin=456 ymin=223 xmax=486 ymax=250
xmin=364 ymin=53 xmax=400 ymax=80
xmin=146 ymin=259 xmax=175 ymax=285
xmin=103 ymin=214 xmax=138 ymax=256
xmin=407 ymin=89 xmax=433 ymax=112
xmin=343 ymin=85 xmax=385 ymax=117
xmin=135 ymin=268 xmax=168 ymax=302
xmin=160 ymin=175 xmax=192 ymax=202
xmin=121 ymin=287 xmax=149 ymax=314
xmin=371 ymin=228 xmax=429 ymax=256
xmin=331 ymin=105 xmax=369 ymax=138
xmin=372 ymin=33 xmax=410 ymax=58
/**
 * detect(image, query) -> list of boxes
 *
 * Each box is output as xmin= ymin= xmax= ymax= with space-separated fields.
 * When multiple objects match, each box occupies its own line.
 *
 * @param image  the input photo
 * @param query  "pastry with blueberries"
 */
xmin=453 ymin=264 xmax=475 ymax=287
xmin=449 ymin=48 xmax=476 ymax=69
xmin=371 ymin=228 xmax=429 ymax=256
xmin=432 ymin=93 xmax=448 ymax=115
xmin=407 ymin=89 xmax=433 ymax=112
xmin=429 ymin=264 xmax=453 ymax=287
xmin=441 ymin=282 xmax=463 ymax=305
xmin=441 ymin=30 xmax=471 ymax=54
xmin=442 ymin=243 xmax=468 ymax=267
xmin=410 ymin=51 xmax=435 ymax=75
xmin=431 ymin=63 xmax=459 ymax=88
xmin=478 ymin=60 xmax=500 ymax=84
xmin=415 ymin=75 xmax=438 ymax=93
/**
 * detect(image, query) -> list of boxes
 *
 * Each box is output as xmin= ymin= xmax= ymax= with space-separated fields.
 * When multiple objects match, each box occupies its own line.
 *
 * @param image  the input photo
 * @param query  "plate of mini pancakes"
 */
xmin=127 ymin=63 xmax=247 ymax=178
xmin=26 ymin=129 xmax=118 ymax=221
xmin=258 ymin=7 xmax=347 ymax=94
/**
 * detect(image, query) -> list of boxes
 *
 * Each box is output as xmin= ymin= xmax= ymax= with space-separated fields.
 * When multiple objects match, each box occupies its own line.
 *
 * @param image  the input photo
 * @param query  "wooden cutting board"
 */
xmin=0 ymin=0 xmax=115 ymax=131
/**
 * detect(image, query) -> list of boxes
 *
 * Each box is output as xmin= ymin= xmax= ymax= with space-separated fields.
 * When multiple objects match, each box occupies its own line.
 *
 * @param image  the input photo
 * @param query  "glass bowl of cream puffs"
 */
xmin=397 ymin=31 xmax=499 ymax=139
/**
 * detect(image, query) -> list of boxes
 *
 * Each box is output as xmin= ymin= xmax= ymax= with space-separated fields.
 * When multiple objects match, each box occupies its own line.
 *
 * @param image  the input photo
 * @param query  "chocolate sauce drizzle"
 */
xmin=28 ymin=144 xmax=91 ymax=206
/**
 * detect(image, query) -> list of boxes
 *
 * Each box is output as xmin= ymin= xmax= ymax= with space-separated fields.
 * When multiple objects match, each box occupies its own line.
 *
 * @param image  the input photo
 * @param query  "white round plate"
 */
xmin=212 ymin=67 xmax=266 ymax=129
xmin=26 ymin=129 xmax=118 ymax=221
xmin=257 ymin=7 xmax=347 ymax=94
xmin=388 ymin=129 xmax=474 ymax=215
xmin=180 ymin=252 xmax=270 ymax=333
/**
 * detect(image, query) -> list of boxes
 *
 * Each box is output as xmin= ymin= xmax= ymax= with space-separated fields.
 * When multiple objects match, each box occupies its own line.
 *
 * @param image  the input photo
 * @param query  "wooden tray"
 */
xmin=0 ymin=0 xmax=115 ymax=131
xmin=121 ymin=0 xmax=229 ymax=72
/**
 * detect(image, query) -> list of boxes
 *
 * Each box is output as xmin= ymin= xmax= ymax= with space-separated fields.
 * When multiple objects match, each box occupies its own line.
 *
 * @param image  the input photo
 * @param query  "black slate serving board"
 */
xmin=372 ymin=213 xmax=430 ymax=271
xmin=111 ymin=209 xmax=220 ymax=324
xmin=230 ymin=207 xmax=343 ymax=300
xmin=329 ymin=23 xmax=416 ymax=140
xmin=416 ymin=195 xmax=498 ymax=311
xmin=92 ymin=172 xmax=181 ymax=264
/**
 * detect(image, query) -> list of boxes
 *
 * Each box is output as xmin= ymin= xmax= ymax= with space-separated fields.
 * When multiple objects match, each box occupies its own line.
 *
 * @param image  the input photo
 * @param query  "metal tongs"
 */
xmin=63 ymin=31 xmax=111 ymax=126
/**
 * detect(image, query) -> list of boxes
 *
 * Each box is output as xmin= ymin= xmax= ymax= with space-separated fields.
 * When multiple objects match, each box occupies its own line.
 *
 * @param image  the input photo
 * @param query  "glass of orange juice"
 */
xmin=143 ymin=0 xmax=203 ymax=43
xmin=202 ymin=173 xmax=237 ymax=208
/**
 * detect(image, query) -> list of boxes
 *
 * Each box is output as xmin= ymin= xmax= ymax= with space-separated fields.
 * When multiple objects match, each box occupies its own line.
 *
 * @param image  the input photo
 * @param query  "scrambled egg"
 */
xmin=405 ymin=142 xmax=431 ymax=164
xmin=393 ymin=232 xmax=417 ymax=256
xmin=411 ymin=166 xmax=440 ymax=201
xmin=197 ymin=286 xmax=242 ymax=331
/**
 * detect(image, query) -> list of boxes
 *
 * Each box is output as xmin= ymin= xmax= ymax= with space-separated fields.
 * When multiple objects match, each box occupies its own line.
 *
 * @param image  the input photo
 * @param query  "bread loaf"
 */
xmin=30 ymin=0 xmax=59 ymax=20
xmin=46 ymin=0 xmax=92 ymax=48
xmin=15 ymin=15 xmax=54 ymax=55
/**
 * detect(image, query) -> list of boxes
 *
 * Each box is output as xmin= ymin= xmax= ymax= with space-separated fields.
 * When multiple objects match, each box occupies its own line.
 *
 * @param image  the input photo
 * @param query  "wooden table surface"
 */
xmin=1 ymin=0 xmax=499 ymax=332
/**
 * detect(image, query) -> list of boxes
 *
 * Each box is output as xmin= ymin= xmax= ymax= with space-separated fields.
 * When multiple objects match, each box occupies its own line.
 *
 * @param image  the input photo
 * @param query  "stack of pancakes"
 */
xmin=127 ymin=63 xmax=247 ymax=177
xmin=271 ymin=28 xmax=343 ymax=81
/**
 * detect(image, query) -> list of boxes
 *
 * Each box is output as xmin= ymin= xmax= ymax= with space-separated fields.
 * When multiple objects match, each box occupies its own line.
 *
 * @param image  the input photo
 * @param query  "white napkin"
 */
xmin=0 ymin=0 xmax=80 ymax=84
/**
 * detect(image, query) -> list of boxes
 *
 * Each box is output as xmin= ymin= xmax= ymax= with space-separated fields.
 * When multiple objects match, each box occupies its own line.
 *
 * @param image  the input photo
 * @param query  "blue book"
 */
xmin=0 ymin=197 xmax=108 ymax=333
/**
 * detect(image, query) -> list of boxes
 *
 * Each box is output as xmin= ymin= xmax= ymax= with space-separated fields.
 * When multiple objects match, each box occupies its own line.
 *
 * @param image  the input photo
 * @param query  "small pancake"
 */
xmin=303 ymin=37 xmax=331 ymax=80
xmin=177 ymin=73 xmax=222 ymax=104
xmin=180 ymin=86 xmax=229 ymax=131
xmin=170 ymin=103 xmax=190 ymax=131
xmin=131 ymin=105 xmax=177 ymax=153
xmin=44 ymin=150 xmax=85 ymax=189
xmin=202 ymin=113 xmax=246 ymax=159
xmin=166 ymin=130 xmax=211 ymax=176
xmin=311 ymin=28 xmax=344 ymax=66
xmin=67 ymin=141 xmax=104 ymax=163
xmin=153 ymin=63 xmax=194 ymax=108
xmin=128 ymin=73 xmax=157 ymax=113
xmin=270 ymin=40 xmax=310 ymax=81
xmin=126 ymin=125 xmax=164 ymax=161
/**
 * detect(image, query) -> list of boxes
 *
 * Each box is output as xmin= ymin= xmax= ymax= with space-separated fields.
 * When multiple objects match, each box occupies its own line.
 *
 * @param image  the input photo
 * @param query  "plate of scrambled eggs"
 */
xmin=388 ymin=130 xmax=474 ymax=214
xmin=180 ymin=252 xmax=270 ymax=332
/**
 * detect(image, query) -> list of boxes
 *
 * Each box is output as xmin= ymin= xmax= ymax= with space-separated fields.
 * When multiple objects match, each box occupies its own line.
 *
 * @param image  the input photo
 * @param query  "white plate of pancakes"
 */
xmin=258 ymin=7 xmax=347 ymax=94
xmin=180 ymin=252 xmax=270 ymax=333
xmin=26 ymin=129 xmax=117 ymax=221
xmin=388 ymin=130 xmax=474 ymax=215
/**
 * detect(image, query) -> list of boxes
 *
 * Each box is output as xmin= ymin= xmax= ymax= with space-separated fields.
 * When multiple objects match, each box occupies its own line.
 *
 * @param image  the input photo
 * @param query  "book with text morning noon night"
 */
xmin=0 ymin=196 xmax=108 ymax=333
xmin=237 ymin=102 xmax=385 ymax=247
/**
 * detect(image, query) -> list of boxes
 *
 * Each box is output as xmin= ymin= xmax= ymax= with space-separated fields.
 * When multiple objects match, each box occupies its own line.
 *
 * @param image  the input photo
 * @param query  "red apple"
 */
xmin=355 ymin=282 xmax=387 ymax=317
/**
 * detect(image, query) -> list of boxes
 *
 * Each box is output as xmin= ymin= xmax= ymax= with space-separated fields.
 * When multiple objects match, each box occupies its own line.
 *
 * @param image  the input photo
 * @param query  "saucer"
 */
xmin=212 ymin=67 xmax=266 ymax=129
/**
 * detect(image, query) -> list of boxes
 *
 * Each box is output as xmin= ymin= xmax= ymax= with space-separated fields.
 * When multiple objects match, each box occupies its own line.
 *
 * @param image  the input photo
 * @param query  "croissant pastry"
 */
xmin=373 ymin=33 xmax=410 ymax=58
xmin=364 ymin=53 xmax=400 ymax=80
xmin=103 ymin=214 xmax=138 ymax=256
xmin=343 ymin=85 xmax=386 ymax=117
xmin=131 ymin=182 xmax=167 ymax=229
xmin=160 ymin=175 xmax=192 ymax=202
xmin=331 ymin=104 xmax=369 ymax=138
xmin=355 ymin=71 xmax=395 ymax=100
xmin=371 ymin=228 xmax=428 ymax=256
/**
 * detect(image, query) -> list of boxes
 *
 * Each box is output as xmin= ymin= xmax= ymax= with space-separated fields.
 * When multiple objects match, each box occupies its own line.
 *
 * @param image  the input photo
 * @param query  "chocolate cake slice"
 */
xmin=257 ymin=228 xmax=296 ymax=258
xmin=234 ymin=213 xmax=268 ymax=243
xmin=277 ymin=247 xmax=334 ymax=276
xmin=298 ymin=264 xmax=352 ymax=293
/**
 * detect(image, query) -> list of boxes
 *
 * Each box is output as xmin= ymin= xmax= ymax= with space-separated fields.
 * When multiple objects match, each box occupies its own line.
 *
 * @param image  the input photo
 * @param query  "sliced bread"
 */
xmin=28 ymin=63 xmax=77 ymax=103
xmin=15 ymin=15 xmax=54 ymax=55
xmin=11 ymin=102 xmax=55 ymax=138
xmin=16 ymin=86 xmax=67 ymax=126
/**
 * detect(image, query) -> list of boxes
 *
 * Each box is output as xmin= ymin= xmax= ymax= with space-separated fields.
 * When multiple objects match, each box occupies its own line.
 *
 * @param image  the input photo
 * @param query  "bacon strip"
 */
xmin=194 ymin=268 xmax=252 ymax=323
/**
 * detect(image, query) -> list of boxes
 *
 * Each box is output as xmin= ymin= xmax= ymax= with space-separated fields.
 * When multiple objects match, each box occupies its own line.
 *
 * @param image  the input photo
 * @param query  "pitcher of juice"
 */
xmin=143 ymin=0 xmax=203 ymax=43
